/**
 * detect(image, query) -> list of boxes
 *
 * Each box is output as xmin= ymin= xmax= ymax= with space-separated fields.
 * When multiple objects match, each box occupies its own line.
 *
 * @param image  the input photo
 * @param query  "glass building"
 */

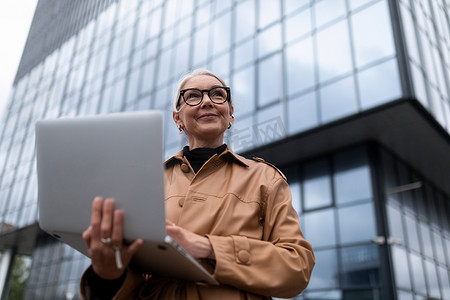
xmin=0 ymin=0 xmax=448 ymax=299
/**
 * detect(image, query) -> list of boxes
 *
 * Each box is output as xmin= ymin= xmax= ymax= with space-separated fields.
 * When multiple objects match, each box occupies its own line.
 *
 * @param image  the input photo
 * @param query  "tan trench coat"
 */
xmin=81 ymin=146 xmax=315 ymax=299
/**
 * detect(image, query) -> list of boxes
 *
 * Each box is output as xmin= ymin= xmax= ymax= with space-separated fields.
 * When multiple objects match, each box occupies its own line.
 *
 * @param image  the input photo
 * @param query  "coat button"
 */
xmin=237 ymin=250 xmax=250 ymax=264
xmin=178 ymin=198 xmax=184 ymax=207
xmin=180 ymin=163 xmax=189 ymax=173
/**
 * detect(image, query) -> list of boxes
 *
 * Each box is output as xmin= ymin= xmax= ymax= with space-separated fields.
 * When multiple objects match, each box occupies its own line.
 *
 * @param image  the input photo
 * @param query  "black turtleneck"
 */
xmin=183 ymin=144 xmax=227 ymax=173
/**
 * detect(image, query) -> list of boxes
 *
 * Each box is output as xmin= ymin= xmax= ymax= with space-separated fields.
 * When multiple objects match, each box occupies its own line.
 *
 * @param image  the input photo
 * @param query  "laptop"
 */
xmin=35 ymin=110 xmax=218 ymax=285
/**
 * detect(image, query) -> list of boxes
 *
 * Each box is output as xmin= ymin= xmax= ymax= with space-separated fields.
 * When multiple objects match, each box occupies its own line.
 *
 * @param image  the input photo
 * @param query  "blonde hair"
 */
xmin=172 ymin=69 xmax=232 ymax=113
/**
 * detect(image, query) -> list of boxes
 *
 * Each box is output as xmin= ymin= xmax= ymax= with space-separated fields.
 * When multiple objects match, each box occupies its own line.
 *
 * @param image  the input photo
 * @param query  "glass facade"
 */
xmin=398 ymin=0 xmax=450 ymax=130
xmin=280 ymin=145 xmax=381 ymax=299
xmin=0 ymin=0 xmax=448 ymax=299
xmin=381 ymin=148 xmax=450 ymax=300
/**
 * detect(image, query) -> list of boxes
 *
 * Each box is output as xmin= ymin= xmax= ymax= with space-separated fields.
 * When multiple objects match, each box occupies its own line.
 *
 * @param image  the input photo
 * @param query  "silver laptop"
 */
xmin=35 ymin=110 xmax=218 ymax=285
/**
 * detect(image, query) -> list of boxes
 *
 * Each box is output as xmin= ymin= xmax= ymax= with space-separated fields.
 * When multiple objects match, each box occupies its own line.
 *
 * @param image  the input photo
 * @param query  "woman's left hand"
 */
xmin=166 ymin=220 xmax=215 ymax=259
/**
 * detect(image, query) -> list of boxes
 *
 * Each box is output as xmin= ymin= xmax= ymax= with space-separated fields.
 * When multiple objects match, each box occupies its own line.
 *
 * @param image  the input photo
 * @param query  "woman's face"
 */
xmin=173 ymin=75 xmax=234 ymax=149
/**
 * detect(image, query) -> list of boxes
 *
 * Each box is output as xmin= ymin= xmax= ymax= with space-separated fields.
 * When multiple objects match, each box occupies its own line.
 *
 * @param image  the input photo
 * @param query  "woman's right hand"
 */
xmin=82 ymin=197 xmax=143 ymax=280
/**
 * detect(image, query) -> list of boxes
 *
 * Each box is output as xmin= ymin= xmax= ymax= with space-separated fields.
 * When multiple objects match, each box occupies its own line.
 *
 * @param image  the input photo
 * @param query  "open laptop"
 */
xmin=35 ymin=110 xmax=218 ymax=285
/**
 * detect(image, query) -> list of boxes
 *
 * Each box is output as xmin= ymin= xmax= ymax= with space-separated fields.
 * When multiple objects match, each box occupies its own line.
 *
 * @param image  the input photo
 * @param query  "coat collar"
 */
xmin=164 ymin=145 xmax=249 ymax=168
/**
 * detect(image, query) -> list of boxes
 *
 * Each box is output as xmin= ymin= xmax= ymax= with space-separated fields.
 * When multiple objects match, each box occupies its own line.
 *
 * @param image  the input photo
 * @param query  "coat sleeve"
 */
xmin=207 ymin=177 xmax=315 ymax=298
xmin=80 ymin=266 xmax=144 ymax=300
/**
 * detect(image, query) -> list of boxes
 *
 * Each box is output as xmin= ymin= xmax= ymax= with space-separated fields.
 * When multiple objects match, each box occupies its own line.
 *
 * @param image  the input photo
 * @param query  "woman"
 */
xmin=80 ymin=69 xmax=315 ymax=299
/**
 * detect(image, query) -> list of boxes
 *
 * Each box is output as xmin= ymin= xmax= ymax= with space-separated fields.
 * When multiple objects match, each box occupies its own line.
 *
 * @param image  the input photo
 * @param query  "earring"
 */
xmin=178 ymin=125 xmax=183 ymax=133
xmin=228 ymin=114 xmax=234 ymax=129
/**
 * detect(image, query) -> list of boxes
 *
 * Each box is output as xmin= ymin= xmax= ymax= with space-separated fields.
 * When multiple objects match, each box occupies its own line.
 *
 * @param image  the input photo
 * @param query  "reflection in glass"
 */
xmin=437 ymin=265 xmax=450 ymax=300
xmin=193 ymin=26 xmax=210 ymax=66
xmin=341 ymin=244 xmax=380 ymax=287
xmin=290 ymin=182 xmax=301 ymax=214
xmin=148 ymin=8 xmax=162 ymax=39
xmin=177 ymin=16 xmax=193 ymax=39
xmin=234 ymin=38 xmax=254 ymax=69
xmin=351 ymin=1 xmax=395 ymax=68
xmin=386 ymin=205 xmax=405 ymax=245
xmin=419 ymin=223 xmax=433 ymax=259
xmin=163 ymin=0 xmax=177 ymax=29
xmin=320 ymin=76 xmax=356 ymax=123
xmin=173 ymin=38 xmax=190 ymax=78
xmin=258 ymin=24 xmax=282 ymax=59
xmin=255 ymin=103 xmax=284 ymax=146
xmin=212 ymin=12 xmax=231 ymax=56
xmin=135 ymin=97 xmax=150 ymax=111
xmin=121 ymin=30 xmax=134 ymax=61
xmin=444 ymin=239 xmax=450 ymax=264
xmin=303 ymin=209 xmax=336 ymax=247
xmin=179 ymin=0 xmax=194 ymax=18
xmin=288 ymin=91 xmax=318 ymax=134
xmin=392 ymin=246 xmax=411 ymax=290
xmin=409 ymin=252 xmax=426 ymax=295
xmin=94 ymin=47 xmax=108 ymax=78
xmin=338 ymin=202 xmax=376 ymax=244
xmin=284 ymin=0 xmax=309 ymax=15
xmin=285 ymin=9 xmax=311 ymax=43
xmin=419 ymin=32 xmax=437 ymax=87
xmin=153 ymin=86 xmax=169 ymax=109
xmin=157 ymin=49 xmax=172 ymax=86
xmin=404 ymin=214 xmax=421 ymax=253
xmin=258 ymin=1 xmax=280 ymax=29
xmin=283 ymin=166 xmax=301 ymax=214
xmin=358 ymin=59 xmax=401 ymax=110
xmin=83 ymin=94 xmax=100 ymax=116
xmin=144 ymin=38 xmax=159 ymax=61
xmin=308 ymin=249 xmax=339 ymax=289
xmin=215 ymin=0 xmax=231 ymax=13
xmin=229 ymin=115 xmax=255 ymax=152
xmin=430 ymin=89 xmax=446 ymax=128
xmin=1 ymin=188 xmax=10 ymax=216
xmin=431 ymin=230 xmax=446 ymax=264
xmin=400 ymin=5 xmax=420 ymax=64
xmin=349 ymin=0 xmax=374 ymax=11
xmin=315 ymin=0 xmax=346 ymax=28
xmin=140 ymin=60 xmax=155 ymax=95
xmin=304 ymin=290 xmax=342 ymax=300
xmin=232 ymin=66 xmax=255 ymax=117
xmin=235 ymin=0 xmax=255 ymax=42
xmin=99 ymin=86 xmax=112 ymax=114
xmin=135 ymin=16 xmax=149 ymax=48
xmin=211 ymin=53 xmax=230 ymax=79
xmin=317 ymin=20 xmax=352 ymax=82
xmin=334 ymin=147 xmax=372 ymax=204
xmin=303 ymin=159 xmax=332 ymax=210
xmin=425 ymin=186 xmax=440 ymax=230
xmin=285 ymin=37 xmax=315 ymax=97
xmin=2 ymin=115 xmax=18 ymax=138
xmin=258 ymin=54 xmax=282 ymax=107
xmin=233 ymin=39 xmax=255 ymax=69
xmin=424 ymin=259 xmax=441 ymax=299
xmin=126 ymin=68 xmax=140 ymax=104
xmin=111 ymin=78 xmax=125 ymax=112
xmin=443 ymin=101 xmax=450 ymax=131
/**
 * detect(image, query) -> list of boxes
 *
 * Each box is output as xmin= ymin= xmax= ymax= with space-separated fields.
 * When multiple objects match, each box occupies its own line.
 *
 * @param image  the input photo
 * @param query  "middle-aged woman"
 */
xmin=80 ymin=69 xmax=315 ymax=300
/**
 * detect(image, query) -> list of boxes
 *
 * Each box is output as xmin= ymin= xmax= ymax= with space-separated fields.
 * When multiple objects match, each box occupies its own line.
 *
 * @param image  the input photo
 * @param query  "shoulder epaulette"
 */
xmin=251 ymin=157 xmax=287 ymax=181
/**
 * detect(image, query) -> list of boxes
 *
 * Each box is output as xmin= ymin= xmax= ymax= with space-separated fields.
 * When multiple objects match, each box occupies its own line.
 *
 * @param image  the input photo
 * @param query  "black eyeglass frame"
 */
xmin=177 ymin=86 xmax=231 ymax=107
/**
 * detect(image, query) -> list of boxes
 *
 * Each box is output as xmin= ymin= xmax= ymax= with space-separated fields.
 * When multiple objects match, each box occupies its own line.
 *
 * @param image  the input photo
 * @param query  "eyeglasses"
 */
xmin=178 ymin=86 xmax=230 ymax=107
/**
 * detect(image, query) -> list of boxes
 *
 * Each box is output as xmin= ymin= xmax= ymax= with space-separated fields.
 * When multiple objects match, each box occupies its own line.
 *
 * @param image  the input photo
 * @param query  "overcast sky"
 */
xmin=0 ymin=1 xmax=38 ymax=119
